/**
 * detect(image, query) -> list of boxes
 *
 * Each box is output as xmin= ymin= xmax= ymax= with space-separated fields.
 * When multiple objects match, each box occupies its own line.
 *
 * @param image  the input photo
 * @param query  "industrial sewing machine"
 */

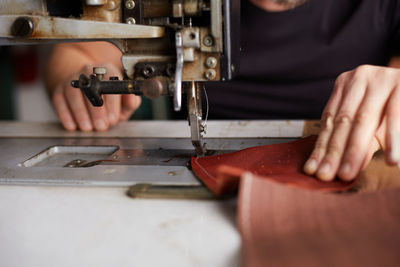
xmin=0 ymin=0 xmax=240 ymax=156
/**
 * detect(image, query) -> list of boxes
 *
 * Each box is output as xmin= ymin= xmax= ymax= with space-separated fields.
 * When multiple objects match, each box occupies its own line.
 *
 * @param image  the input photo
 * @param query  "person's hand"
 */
xmin=303 ymin=65 xmax=400 ymax=181
xmin=51 ymin=62 xmax=141 ymax=132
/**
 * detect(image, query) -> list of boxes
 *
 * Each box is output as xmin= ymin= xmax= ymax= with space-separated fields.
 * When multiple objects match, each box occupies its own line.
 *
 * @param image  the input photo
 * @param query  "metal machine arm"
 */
xmin=0 ymin=0 xmax=240 ymax=156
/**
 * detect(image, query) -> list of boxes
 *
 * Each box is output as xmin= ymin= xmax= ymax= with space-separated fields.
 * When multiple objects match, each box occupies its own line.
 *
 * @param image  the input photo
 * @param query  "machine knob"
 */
xmin=142 ymin=77 xmax=167 ymax=99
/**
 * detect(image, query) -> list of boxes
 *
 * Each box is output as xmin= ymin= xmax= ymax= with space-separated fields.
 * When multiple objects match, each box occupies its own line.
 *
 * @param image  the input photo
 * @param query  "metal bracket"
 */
xmin=174 ymin=31 xmax=183 ymax=111
xmin=0 ymin=15 xmax=164 ymax=41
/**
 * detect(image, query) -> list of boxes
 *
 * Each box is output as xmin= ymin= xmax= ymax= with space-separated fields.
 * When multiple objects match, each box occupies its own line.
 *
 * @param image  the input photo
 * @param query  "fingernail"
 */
xmin=339 ymin=163 xmax=351 ymax=176
xmin=390 ymin=131 xmax=400 ymax=163
xmin=81 ymin=120 xmax=92 ymax=131
xmin=108 ymin=113 xmax=116 ymax=124
xmin=95 ymin=119 xmax=106 ymax=131
xmin=304 ymin=159 xmax=317 ymax=174
xmin=317 ymin=163 xmax=331 ymax=181
xmin=65 ymin=121 xmax=76 ymax=131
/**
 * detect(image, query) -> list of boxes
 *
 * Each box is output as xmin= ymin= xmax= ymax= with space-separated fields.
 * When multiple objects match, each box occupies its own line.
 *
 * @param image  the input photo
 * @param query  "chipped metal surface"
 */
xmin=0 ymin=136 xmax=295 ymax=186
xmin=0 ymin=15 xmax=165 ymax=39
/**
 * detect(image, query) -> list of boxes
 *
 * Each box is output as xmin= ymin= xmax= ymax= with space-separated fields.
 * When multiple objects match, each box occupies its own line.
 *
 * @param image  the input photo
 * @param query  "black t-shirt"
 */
xmin=205 ymin=0 xmax=400 ymax=119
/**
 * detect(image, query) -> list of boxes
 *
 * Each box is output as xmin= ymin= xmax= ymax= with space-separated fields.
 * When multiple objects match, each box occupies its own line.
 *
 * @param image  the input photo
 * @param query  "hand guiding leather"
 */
xmin=304 ymin=65 xmax=400 ymax=181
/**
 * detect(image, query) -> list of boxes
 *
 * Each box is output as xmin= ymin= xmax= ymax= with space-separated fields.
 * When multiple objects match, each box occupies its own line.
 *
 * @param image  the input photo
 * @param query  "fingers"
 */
xmin=304 ymin=73 xmax=347 ymax=176
xmin=385 ymin=88 xmax=400 ymax=165
xmin=304 ymin=114 xmax=334 ymax=174
xmin=336 ymin=91 xmax=388 ymax=180
xmin=84 ymin=98 xmax=110 ymax=131
xmin=56 ymin=84 xmax=114 ymax=132
xmin=305 ymin=65 xmax=400 ymax=182
xmin=51 ymin=62 xmax=127 ymax=132
xmin=120 ymin=95 xmax=141 ymax=121
xmin=314 ymin=79 xmax=367 ymax=181
xmin=104 ymin=95 xmax=121 ymax=126
xmin=52 ymin=88 xmax=76 ymax=131
xmin=362 ymin=137 xmax=381 ymax=170
xmin=64 ymin=83 xmax=93 ymax=132
xmin=101 ymin=63 xmax=123 ymax=126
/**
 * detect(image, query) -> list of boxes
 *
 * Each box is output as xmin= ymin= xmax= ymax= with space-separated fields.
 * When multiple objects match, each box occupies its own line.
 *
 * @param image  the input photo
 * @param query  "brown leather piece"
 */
xmin=191 ymin=135 xmax=355 ymax=196
xmin=238 ymin=173 xmax=400 ymax=267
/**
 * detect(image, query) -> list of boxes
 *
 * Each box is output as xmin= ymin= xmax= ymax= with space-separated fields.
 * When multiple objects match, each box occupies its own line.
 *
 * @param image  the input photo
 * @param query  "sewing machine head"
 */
xmin=0 ymin=0 xmax=240 ymax=156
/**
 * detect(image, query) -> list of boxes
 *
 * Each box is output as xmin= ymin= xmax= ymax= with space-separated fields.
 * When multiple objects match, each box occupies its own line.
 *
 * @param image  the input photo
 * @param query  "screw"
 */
xmin=142 ymin=65 xmax=155 ymax=78
xmin=126 ymin=17 xmax=136 ymax=24
xmin=203 ymin=35 xmax=214 ymax=47
xmin=93 ymin=67 xmax=107 ymax=80
xmin=11 ymin=17 xmax=34 ymax=38
xmin=205 ymin=57 xmax=217 ymax=68
xmin=204 ymin=69 xmax=216 ymax=80
xmin=125 ymin=0 xmax=135 ymax=9
xmin=166 ymin=64 xmax=175 ymax=77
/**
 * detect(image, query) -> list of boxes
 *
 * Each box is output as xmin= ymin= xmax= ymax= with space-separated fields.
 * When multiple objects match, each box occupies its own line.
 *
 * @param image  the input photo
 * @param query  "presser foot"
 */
xmin=187 ymin=81 xmax=207 ymax=157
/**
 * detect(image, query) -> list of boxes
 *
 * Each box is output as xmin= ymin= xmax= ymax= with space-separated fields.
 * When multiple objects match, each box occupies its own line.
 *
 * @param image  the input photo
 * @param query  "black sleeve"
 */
xmin=389 ymin=0 xmax=400 ymax=55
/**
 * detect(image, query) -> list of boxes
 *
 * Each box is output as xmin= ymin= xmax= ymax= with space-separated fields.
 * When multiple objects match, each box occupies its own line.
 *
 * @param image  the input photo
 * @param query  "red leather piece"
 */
xmin=191 ymin=135 xmax=355 ymax=196
xmin=238 ymin=174 xmax=400 ymax=267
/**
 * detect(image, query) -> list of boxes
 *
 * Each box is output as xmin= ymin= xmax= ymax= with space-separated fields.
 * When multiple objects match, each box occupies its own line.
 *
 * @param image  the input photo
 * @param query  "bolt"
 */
xmin=125 ymin=0 xmax=135 ymax=9
xmin=126 ymin=17 xmax=136 ymax=24
xmin=93 ymin=67 xmax=107 ymax=75
xmin=204 ymin=69 xmax=216 ymax=80
xmin=205 ymin=57 xmax=217 ymax=68
xmin=142 ymin=65 xmax=155 ymax=78
xmin=203 ymin=35 xmax=214 ymax=47
xmin=93 ymin=67 xmax=107 ymax=80
xmin=11 ymin=17 xmax=34 ymax=38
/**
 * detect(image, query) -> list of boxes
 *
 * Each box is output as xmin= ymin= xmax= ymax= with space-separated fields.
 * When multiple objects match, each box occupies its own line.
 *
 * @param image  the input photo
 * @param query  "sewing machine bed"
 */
xmin=0 ymin=121 xmax=305 ymax=186
xmin=0 ymin=136 xmax=297 ymax=186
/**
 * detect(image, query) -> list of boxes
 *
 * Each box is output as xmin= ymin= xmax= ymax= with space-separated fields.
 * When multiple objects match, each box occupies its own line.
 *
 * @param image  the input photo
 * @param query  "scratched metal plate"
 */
xmin=0 ymin=137 xmax=295 ymax=186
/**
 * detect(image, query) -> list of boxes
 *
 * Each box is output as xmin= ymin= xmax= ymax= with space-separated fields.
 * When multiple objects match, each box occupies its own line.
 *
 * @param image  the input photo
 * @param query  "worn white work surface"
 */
xmin=0 ymin=120 xmax=305 ymax=267
xmin=0 ymin=186 xmax=239 ymax=267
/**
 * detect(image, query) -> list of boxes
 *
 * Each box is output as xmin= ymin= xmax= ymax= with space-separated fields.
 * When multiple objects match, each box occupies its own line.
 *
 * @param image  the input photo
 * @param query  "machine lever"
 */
xmin=174 ymin=31 xmax=184 ymax=111
xmin=71 ymin=74 xmax=143 ymax=106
